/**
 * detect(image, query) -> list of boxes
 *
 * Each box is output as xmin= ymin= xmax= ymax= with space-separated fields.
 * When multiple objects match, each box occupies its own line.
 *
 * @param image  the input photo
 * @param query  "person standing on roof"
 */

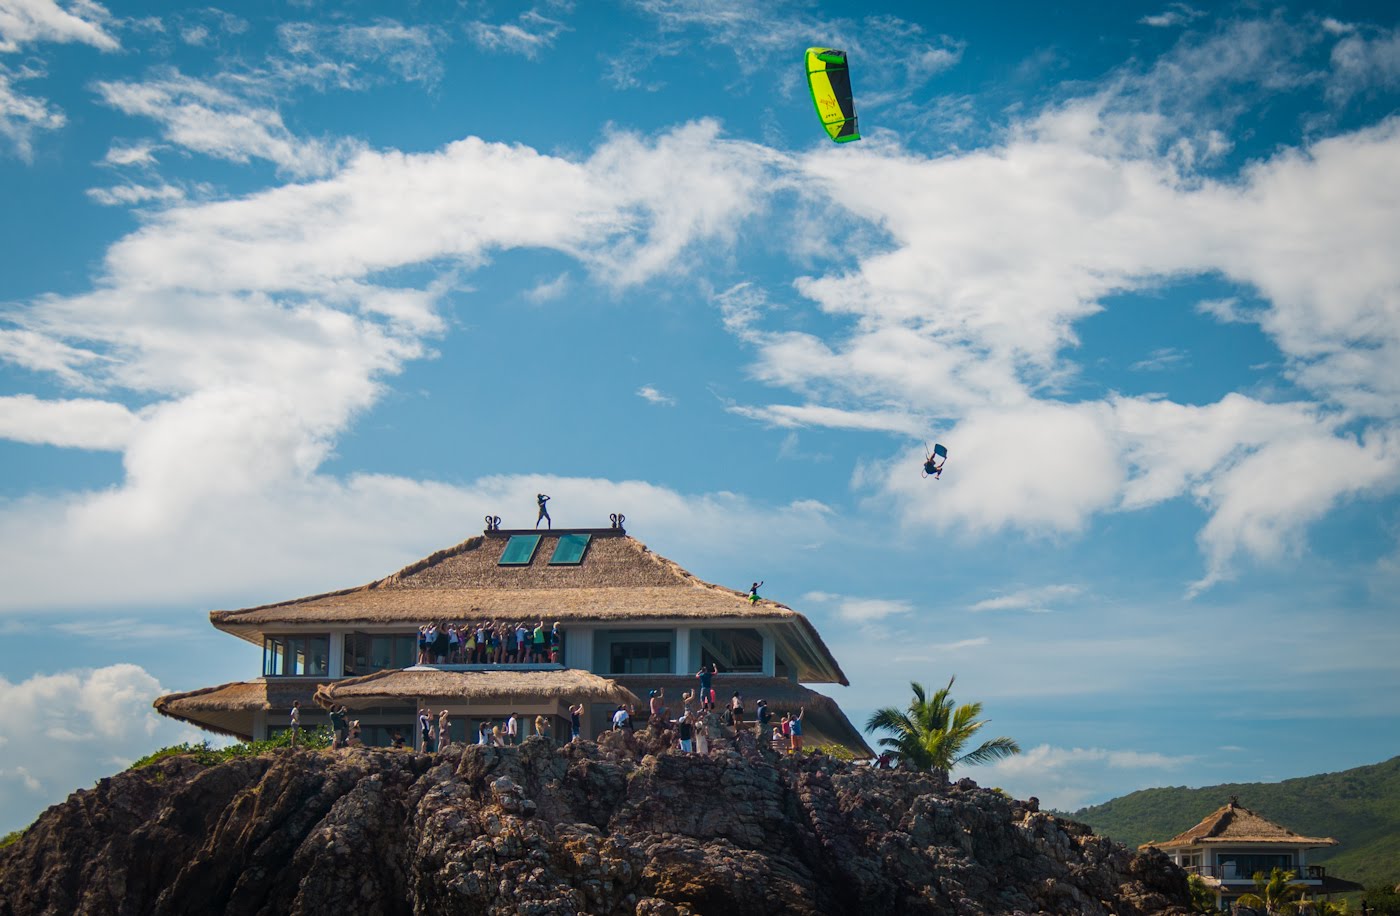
xmin=536 ymin=493 xmax=551 ymax=529
xmin=748 ymin=581 xmax=764 ymax=604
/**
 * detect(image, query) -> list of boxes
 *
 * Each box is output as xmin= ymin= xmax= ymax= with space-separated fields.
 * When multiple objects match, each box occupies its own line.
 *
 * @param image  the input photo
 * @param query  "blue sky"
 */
xmin=2 ymin=0 xmax=1399 ymax=832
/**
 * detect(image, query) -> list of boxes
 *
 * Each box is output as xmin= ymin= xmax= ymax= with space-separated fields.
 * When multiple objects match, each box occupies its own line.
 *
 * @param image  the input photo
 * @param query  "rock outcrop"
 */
xmin=0 ymin=732 xmax=1189 ymax=915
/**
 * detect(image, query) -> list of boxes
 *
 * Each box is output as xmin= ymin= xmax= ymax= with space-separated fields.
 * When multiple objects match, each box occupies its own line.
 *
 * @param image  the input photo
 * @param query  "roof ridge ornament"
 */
xmin=609 ymin=513 xmax=626 ymax=532
xmin=485 ymin=515 xmax=502 ymax=532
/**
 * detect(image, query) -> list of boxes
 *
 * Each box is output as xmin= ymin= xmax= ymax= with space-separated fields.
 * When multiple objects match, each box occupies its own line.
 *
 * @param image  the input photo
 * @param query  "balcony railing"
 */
xmin=1182 ymin=864 xmax=1325 ymax=881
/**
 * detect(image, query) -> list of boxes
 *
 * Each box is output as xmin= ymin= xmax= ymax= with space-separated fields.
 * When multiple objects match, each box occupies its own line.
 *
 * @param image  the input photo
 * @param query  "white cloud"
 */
xmin=970 ymin=584 xmax=1082 ymax=614
xmin=727 ymin=403 xmax=924 ymax=436
xmin=0 ymin=0 xmax=118 ymax=52
xmin=1328 ymin=26 xmax=1400 ymax=103
xmin=981 ymin=743 xmax=1196 ymax=810
xmin=1138 ymin=4 xmax=1205 ymax=29
xmin=802 ymin=590 xmax=913 ymax=623
xmin=86 ymin=182 xmax=186 ymax=206
xmin=0 ymin=65 xmax=65 ymax=159
xmin=636 ymin=385 xmax=676 ymax=407
xmin=466 ymin=8 xmax=570 ymax=60
xmin=93 ymin=69 xmax=361 ymax=178
xmin=524 ymin=272 xmax=570 ymax=303
xmin=0 ymin=395 xmax=140 ymax=450
xmin=0 ymin=473 xmax=837 ymax=611
xmin=0 ymin=664 xmax=205 ymax=833
xmin=274 ymin=19 xmax=442 ymax=89
xmin=101 ymin=140 xmax=158 ymax=166
xmin=925 ymin=636 xmax=988 ymax=652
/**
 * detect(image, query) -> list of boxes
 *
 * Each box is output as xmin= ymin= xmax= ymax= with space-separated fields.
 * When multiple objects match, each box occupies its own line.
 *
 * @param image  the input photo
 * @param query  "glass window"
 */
xmin=344 ymin=633 xmax=415 ymax=675
xmin=263 ymin=635 xmax=329 ymax=676
xmin=610 ymin=641 xmax=671 ymax=674
xmin=549 ymin=533 xmax=591 ymax=565
xmin=499 ymin=535 xmax=541 ymax=566
xmin=1218 ymin=853 xmax=1292 ymax=879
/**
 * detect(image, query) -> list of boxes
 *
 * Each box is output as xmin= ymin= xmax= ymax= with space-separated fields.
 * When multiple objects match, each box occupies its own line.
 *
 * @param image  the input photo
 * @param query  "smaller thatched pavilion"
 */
xmin=1140 ymin=798 xmax=1362 ymax=908
xmin=315 ymin=668 xmax=639 ymax=745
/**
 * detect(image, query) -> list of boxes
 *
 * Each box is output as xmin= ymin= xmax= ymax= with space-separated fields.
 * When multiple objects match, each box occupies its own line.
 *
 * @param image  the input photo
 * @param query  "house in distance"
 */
xmin=1140 ymin=797 xmax=1364 ymax=910
xmin=156 ymin=514 xmax=871 ymax=754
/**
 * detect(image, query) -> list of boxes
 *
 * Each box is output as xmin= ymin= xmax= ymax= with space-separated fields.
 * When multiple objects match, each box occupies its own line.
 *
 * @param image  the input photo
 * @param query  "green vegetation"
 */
xmin=127 ymin=726 xmax=333 ymax=771
xmin=0 ymin=829 xmax=23 ymax=850
xmin=864 ymin=676 xmax=1020 ymax=775
xmin=1069 ymin=755 xmax=1400 ymax=888
xmin=1236 ymin=867 xmax=1306 ymax=914
xmin=1187 ymin=874 xmax=1217 ymax=913
xmin=1362 ymin=882 xmax=1400 ymax=915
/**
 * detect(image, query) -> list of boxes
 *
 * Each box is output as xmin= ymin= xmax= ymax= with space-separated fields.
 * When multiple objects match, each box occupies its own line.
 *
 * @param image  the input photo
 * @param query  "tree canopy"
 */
xmin=864 ymin=676 xmax=1020 ymax=775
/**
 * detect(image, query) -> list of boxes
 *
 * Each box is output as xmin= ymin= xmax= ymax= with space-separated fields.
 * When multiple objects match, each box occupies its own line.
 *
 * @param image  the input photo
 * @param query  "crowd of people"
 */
xmin=605 ymin=665 xmax=809 ymax=756
xmin=415 ymin=620 xmax=562 ymax=665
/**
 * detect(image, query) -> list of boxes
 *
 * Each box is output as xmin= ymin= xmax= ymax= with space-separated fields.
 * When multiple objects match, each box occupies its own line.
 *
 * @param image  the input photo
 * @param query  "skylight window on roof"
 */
xmin=498 ymin=534 xmax=542 ymax=566
xmin=549 ymin=533 xmax=592 ymax=565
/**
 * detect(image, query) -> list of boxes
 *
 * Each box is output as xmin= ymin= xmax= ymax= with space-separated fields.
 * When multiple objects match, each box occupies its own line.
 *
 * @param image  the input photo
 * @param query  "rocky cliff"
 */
xmin=0 ymin=732 xmax=1189 ymax=915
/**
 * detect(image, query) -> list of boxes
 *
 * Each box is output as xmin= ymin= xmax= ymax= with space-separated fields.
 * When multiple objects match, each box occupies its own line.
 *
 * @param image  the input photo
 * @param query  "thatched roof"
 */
xmin=315 ymin=668 xmax=639 ymax=710
xmin=154 ymin=679 xmax=321 ymax=740
xmin=1140 ymin=800 xmax=1338 ymax=850
xmin=615 ymin=675 xmax=874 ymax=758
xmin=209 ymin=530 xmax=848 ymax=684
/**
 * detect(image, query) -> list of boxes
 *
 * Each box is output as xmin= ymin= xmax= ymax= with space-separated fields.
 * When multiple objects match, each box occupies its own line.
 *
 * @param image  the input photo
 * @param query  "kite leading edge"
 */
xmin=805 ymin=48 xmax=860 ymax=143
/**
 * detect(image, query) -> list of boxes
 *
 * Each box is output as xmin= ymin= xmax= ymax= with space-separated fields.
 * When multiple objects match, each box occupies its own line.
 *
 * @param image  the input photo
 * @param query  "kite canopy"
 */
xmin=805 ymin=48 xmax=860 ymax=143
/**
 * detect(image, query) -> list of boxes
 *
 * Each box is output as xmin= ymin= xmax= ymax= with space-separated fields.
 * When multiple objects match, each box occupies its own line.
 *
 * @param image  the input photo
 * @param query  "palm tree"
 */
xmin=864 ymin=676 xmax=1021 ymax=774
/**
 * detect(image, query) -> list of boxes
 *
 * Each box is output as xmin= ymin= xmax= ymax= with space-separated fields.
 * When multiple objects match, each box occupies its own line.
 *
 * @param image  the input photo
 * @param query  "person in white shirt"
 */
xmin=506 ymin=713 xmax=519 ymax=745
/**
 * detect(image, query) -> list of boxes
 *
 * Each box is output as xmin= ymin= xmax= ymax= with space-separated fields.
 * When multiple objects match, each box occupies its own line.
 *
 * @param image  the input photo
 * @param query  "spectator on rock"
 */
xmin=770 ymin=726 xmax=785 ymax=753
xmin=418 ymin=708 xmax=432 ymax=751
xmin=534 ymin=714 xmax=549 ymax=741
xmin=478 ymin=721 xmax=490 ymax=745
xmin=289 ymin=700 xmax=301 ymax=748
xmin=730 ymin=692 xmax=745 ymax=728
xmin=694 ymin=712 xmax=710 ymax=756
xmin=756 ymin=699 xmax=771 ymax=737
xmin=649 ymin=688 xmax=664 ymax=722
xmin=491 ymin=725 xmax=505 ymax=747
xmin=569 ymin=703 xmax=583 ymax=742
xmin=676 ymin=713 xmax=694 ymax=753
xmin=348 ymin=720 xmax=362 ymax=747
xmin=789 ymin=707 xmax=805 ymax=754
xmin=391 ymin=730 xmax=405 ymax=749
xmin=697 ymin=664 xmax=716 ymax=709
xmin=330 ymin=704 xmax=348 ymax=749
xmin=506 ymin=712 xmax=519 ymax=745
xmin=438 ymin=709 xmax=451 ymax=748
xmin=611 ymin=704 xmax=629 ymax=731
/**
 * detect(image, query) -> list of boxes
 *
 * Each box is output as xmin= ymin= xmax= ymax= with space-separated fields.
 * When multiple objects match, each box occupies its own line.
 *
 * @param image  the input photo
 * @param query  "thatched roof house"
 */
xmin=1140 ymin=799 xmax=1338 ymax=850
xmin=1139 ymin=798 xmax=1359 ymax=907
xmin=156 ymin=520 xmax=869 ymax=755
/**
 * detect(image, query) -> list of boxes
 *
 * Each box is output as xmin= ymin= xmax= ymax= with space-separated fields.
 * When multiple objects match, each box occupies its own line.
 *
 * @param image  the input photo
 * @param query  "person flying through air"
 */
xmin=923 ymin=443 xmax=948 ymax=479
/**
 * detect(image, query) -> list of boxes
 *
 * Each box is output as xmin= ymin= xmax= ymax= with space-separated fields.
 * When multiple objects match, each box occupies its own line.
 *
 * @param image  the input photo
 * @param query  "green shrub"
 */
xmin=0 ymin=829 xmax=23 ymax=850
xmin=127 ymin=727 xmax=332 ymax=772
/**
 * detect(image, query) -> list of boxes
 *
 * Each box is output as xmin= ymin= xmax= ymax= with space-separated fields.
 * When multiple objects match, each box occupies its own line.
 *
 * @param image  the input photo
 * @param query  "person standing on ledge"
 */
xmin=289 ymin=700 xmax=301 ymax=749
xmin=536 ymin=493 xmax=551 ymax=529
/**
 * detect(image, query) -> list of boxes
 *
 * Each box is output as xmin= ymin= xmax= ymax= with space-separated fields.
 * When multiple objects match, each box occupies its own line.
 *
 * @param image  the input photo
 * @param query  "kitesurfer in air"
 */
xmin=923 ymin=443 xmax=948 ymax=479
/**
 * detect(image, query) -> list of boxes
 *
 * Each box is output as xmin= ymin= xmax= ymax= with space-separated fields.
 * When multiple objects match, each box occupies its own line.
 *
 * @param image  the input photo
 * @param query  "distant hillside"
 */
xmin=1070 ymin=755 xmax=1400 ymax=888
